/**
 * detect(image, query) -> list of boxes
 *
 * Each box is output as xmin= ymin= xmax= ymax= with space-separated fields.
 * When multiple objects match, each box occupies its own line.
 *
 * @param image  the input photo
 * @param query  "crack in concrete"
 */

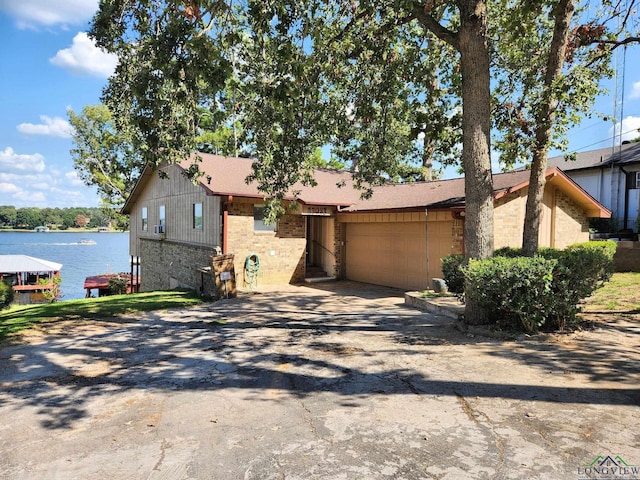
xmin=151 ymin=438 xmax=169 ymax=473
xmin=299 ymin=399 xmax=320 ymax=441
xmin=455 ymin=392 xmax=506 ymax=479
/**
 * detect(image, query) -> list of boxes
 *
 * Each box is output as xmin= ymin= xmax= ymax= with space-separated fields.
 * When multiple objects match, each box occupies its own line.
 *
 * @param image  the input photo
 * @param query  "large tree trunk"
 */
xmin=458 ymin=0 xmax=495 ymax=324
xmin=522 ymin=0 xmax=575 ymax=256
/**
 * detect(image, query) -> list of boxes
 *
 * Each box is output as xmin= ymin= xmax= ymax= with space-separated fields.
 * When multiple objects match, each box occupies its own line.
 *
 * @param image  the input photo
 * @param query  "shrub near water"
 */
xmin=0 ymin=281 xmax=15 ymax=309
xmin=448 ymin=240 xmax=616 ymax=333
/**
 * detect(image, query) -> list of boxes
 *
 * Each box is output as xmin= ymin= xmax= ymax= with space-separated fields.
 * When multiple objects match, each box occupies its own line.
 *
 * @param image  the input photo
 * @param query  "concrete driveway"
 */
xmin=0 ymin=281 xmax=638 ymax=480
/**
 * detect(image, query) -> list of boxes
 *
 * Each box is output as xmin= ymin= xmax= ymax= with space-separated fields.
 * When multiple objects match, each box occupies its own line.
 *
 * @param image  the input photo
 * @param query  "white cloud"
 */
xmin=0 ymin=166 xmax=98 ymax=208
xmin=66 ymin=170 xmax=85 ymax=186
xmin=610 ymin=116 xmax=640 ymax=144
xmin=17 ymin=116 xmax=74 ymax=138
xmin=0 ymin=0 xmax=98 ymax=29
xmin=0 ymin=182 xmax=21 ymax=194
xmin=50 ymin=32 xmax=118 ymax=78
xmin=630 ymin=81 xmax=640 ymax=100
xmin=0 ymin=147 xmax=46 ymax=173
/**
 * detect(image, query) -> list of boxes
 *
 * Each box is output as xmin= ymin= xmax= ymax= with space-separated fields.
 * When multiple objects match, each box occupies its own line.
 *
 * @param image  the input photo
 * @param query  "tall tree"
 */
xmin=90 ymin=0 xmax=493 ymax=323
xmin=492 ymin=0 xmax=639 ymax=255
xmin=68 ymin=104 xmax=143 ymax=212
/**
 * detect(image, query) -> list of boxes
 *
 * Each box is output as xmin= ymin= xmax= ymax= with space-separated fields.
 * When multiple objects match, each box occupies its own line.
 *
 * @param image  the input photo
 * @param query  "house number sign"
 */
xmin=301 ymin=205 xmax=333 ymax=216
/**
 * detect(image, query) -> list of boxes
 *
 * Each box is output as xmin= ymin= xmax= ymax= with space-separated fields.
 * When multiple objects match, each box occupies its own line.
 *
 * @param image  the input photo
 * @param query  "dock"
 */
xmin=83 ymin=273 xmax=141 ymax=298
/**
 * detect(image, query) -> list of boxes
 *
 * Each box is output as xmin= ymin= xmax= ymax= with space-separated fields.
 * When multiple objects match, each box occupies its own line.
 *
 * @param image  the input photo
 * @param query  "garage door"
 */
xmin=345 ymin=221 xmax=453 ymax=291
xmin=345 ymin=222 xmax=428 ymax=290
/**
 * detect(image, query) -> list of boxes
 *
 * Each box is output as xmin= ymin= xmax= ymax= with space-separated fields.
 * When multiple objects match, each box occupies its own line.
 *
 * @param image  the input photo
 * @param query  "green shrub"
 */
xmin=493 ymin=247 xmax=522 ymax=258
xmin=538 ymin=240 xmax=615 ymax=330
xmin=462 ymin=240 xmax=616 ymax=333
xmin=108 ymin=275 xmax=129 ymax=295
xmin=441 ymin=254 xmax=466 ymax=295
xmin=463 ymin=256 xmax=557 ymax=333
xmin=0 ymin=281 xmax=15 ymax=309
xmin=38 ymin=277 xmax=62 ymax=303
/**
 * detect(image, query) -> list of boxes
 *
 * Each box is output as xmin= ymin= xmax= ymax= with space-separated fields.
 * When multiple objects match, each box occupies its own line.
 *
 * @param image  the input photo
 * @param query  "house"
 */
xmin=547 ymin=142 xmax=640 ymax=232
xmin=0 ymin=255 xmax=62 ymax=304
xmin=121 ymin=154 xmax=610 ymax=295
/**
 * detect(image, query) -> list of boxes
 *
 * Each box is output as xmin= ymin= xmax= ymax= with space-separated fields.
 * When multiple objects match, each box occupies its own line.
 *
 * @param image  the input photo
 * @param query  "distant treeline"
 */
xmin=0 ymin=205 xmax=127 ymax=230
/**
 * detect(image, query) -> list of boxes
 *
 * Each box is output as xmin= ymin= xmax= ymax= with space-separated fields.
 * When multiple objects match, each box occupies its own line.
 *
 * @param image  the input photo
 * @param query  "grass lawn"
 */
xmin=0 ymin=290 xmax=203 ymax=339
xmin=581 ymin=271 xmax=640 ymax=314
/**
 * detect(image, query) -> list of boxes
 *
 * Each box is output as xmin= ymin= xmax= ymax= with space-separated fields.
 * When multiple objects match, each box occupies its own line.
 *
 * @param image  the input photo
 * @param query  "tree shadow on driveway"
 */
xmin=0 ymin=283 xmax=638 ymax=431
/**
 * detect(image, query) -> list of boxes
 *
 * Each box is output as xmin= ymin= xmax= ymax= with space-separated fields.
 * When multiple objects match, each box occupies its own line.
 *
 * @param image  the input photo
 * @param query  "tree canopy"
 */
xmin=90 ymin=0 xmax=639 ymax=322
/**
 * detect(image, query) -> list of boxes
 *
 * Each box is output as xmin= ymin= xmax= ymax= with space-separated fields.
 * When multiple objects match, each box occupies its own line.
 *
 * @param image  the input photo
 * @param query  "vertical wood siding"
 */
xmin=128 ymin=165 xmax=221 ymax=257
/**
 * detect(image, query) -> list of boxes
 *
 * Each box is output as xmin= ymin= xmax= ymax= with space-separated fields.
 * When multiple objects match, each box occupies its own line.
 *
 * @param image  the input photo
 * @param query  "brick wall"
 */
xmin=451 ymin=217 xmax=464 ymax=254
xmin=332 ymin=221 xmax=343 ymax=277
xmin=493 ymin=191 xmax=526 ymax=249
xmin=139 ymin=238 xmax=218 ymax=295
xmin=227 ymin=200 xmax=307 ymax=287
xmin=553 ymin=191 xmax=590 ymax=248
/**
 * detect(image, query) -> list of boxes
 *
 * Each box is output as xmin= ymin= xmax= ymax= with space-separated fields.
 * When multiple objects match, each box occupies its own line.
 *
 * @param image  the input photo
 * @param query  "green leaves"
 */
xmin=68 ymin=104 xmax=143 ymax=211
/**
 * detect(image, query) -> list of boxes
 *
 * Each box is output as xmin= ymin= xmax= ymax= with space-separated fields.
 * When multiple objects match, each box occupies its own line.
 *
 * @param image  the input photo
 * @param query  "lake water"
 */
xmin=0 ymin=231 xmax=131 ymax=300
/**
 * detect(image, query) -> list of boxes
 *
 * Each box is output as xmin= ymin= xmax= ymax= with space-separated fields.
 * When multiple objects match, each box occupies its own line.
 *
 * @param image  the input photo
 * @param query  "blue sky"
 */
xmin=0 ymin=1 xmax=639 ymax=209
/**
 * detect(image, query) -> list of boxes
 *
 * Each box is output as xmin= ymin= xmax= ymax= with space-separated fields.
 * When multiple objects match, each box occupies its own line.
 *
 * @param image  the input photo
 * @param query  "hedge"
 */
xmin=442 ymin=240 xmax=616 ymax=332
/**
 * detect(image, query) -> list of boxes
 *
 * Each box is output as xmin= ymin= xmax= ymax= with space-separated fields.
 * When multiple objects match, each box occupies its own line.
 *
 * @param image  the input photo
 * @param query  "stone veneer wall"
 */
xmin=553 ymin=191 xmax=590 ymax=248
xmin=139 ymin=238 xmax=218 ymax=295
xmin=226 ymin=201 xmax=307 ymax=287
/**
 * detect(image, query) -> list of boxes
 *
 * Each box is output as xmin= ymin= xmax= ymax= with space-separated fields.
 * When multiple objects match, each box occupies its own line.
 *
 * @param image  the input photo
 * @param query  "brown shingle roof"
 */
xmin=179 ymin=154 xmax=361 ymax=206
xmin=344 ymin=169 xmax=534 ymax=211
xmin=122 ymin=153 xmax=609 ymax=218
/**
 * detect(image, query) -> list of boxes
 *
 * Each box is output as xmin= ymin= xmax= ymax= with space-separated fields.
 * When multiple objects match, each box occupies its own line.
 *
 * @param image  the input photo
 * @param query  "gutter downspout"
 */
xmin=222 ymin=195 xmax=232 ymax=254
xmin=425 ymin=209 xmax=429 ymax=287
xmin=619 ymin=166 xmax=630 ymax=230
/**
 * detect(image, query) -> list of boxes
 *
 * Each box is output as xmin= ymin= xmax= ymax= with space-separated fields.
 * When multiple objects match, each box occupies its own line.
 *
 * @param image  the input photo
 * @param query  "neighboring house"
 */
xmin=122 ymin=154 xmax=610 ymax=294
xmin=548 ymin=142 xmax=640 ymax=232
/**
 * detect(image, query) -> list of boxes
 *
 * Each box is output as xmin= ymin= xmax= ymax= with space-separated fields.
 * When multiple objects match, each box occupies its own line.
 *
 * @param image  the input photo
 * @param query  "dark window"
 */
xmin=253 ymin=205 xmax=276 ymax=232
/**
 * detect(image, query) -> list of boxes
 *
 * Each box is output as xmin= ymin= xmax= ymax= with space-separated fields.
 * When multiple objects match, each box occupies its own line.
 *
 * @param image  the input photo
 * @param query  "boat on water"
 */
xmin=78 ymin=239 xmax=97 ymax=245
xmin=0 ymin=254 xmax=62 ymax=304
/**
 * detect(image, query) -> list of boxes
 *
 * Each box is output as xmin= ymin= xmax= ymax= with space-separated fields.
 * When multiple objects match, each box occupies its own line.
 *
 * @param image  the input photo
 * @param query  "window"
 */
xmin=159 ymin=205 xmax=166 ymax=227
xmin=193 ymin=203 xmax=203 ymax=230
xmin=253 ymin=205 xmax=276 ymax=232
xmin=141 ymin=207 xmax=148 ymax=231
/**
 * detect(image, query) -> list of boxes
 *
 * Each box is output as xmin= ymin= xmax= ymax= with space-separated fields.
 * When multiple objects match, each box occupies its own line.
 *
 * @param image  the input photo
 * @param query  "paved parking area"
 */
xmin=0 ymin=281 xmax=638 ymax=479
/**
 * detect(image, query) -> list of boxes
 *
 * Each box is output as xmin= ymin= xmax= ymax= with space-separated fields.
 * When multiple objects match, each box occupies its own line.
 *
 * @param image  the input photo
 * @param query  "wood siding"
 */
xmin=128 ymin=164 xmax=222 ymax=256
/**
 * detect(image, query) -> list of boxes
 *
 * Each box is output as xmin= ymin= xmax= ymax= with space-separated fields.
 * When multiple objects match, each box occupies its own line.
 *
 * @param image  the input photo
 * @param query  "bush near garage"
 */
xmin=441 ymin=254 xmax=466 ymax=296
xmin=443 ymin=240 xmax=616 ymax=333
xmin=463 ymin=255 xmax=556 ymax=333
